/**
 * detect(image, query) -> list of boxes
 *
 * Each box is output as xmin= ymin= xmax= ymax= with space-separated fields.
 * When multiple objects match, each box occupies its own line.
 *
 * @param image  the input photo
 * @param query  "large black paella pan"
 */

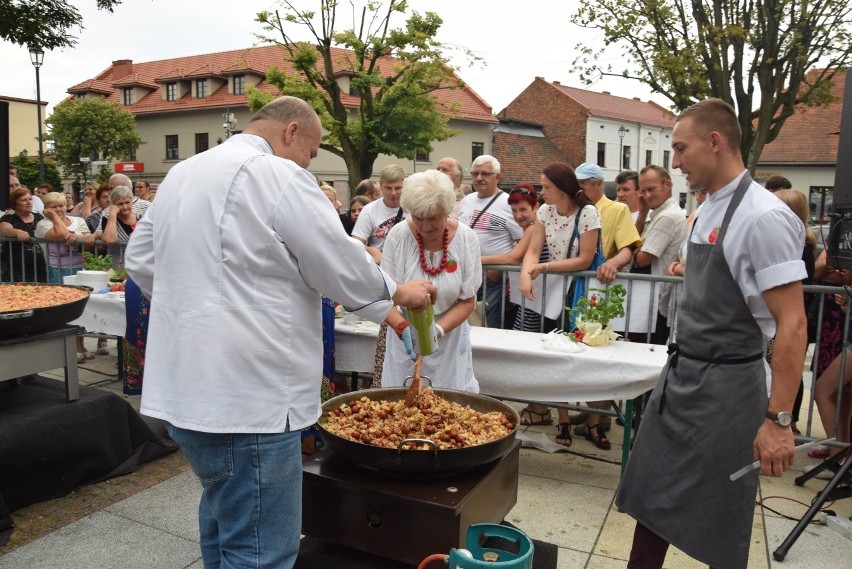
xmin=316 ymin=387 xmax=520 ymax=475
xmin=0 ymin=283 xmax=91 ymax=338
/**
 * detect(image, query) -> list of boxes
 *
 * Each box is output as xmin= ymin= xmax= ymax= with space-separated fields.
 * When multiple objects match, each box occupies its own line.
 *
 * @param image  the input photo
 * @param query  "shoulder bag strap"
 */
xmin=566 ymin=205 xmax=585 ymax=258
xmin=468 ymin=193 xmax=501 ymax=228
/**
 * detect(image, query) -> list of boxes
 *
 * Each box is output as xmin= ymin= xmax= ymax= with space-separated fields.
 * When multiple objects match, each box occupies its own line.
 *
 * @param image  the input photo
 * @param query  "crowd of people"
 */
xmin=2 ymin=95 xmax=849 ymax=569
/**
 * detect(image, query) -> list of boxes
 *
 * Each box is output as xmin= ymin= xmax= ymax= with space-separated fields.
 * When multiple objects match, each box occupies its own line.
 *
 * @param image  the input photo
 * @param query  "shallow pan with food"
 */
xmin=317 ymin=387 xmax=519 ymax=475
xmin=0 ymin=283 xmax=91 ymax=338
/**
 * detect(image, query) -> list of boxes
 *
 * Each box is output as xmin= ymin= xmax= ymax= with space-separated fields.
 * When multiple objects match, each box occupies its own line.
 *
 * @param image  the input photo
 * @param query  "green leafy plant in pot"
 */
xmin=567 ymin=283 xmax=626 ymax=346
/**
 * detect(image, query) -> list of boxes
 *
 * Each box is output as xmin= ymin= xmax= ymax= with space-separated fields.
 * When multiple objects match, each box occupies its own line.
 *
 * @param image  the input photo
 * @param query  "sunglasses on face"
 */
xmin=510 ymin=188 xmax=533 ymax=196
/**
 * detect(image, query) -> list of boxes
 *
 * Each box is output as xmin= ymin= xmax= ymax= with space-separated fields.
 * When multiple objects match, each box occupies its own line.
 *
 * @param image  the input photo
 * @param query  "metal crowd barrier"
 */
xmin=2 ymin=235 xmax=848 ymax=451
xmin=1 ymin=236 xmax=127 ymax=284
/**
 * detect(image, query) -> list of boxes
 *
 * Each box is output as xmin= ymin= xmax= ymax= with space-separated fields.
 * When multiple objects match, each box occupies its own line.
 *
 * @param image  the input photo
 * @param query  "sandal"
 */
xmin=83 ymin=350 xmax=95 ymax=360
xmin=584 ymin=422 xmax=611 ymax=450
xmin=76 ymin=352 xmax=86 ymax=364
xmin=96 ymin=339 xmax=110 ymax=355
xmin=520 ymin=407 xmax=553 ymax=426
xmin=555 ymin=422 xmax=573 ymax=447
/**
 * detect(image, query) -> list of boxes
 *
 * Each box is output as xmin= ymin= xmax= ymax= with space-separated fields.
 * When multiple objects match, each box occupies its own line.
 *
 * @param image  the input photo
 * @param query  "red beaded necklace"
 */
xmin=415 ymin=228 xmax=451 ymax=276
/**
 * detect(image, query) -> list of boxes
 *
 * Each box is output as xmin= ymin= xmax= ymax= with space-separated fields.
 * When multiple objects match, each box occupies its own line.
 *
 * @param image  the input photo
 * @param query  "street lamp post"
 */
xmin=79 ymin=157 xmax=91 ymax=186
xmin=29 ymin=46 xmax=45 ymax=184
xmin=618 ymin=125 xmax=627 ymax=171
xmin=223 ymin=112 xmax=237 ymax=139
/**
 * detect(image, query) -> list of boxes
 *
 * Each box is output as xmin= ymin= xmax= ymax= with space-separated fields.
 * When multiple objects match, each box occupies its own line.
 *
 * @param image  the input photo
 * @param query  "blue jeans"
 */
xmin=483 ymin=279 xmax=506 ymax=328
xmin=165 ymin=422 xmax=302 ymax=569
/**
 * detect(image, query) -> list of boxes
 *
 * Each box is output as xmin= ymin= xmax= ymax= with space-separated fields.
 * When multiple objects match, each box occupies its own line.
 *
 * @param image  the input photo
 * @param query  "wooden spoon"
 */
xmin=405 ymin=355 xmax=423 ymax=407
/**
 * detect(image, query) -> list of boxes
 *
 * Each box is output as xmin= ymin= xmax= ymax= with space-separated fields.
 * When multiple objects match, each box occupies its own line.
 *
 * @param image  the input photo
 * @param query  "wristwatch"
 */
xmin=765 ymin=410 xmax=793 ymax=427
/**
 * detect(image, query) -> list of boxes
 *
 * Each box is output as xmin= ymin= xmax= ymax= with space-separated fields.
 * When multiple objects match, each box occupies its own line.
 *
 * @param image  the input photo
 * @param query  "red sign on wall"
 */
xmin=114 ymin=162 xmax=144 ymax=173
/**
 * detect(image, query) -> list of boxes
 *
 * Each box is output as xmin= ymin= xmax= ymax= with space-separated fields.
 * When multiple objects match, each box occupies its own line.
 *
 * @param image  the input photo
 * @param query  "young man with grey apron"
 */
xmin=616 ymin=99 xmax=806 ymax=569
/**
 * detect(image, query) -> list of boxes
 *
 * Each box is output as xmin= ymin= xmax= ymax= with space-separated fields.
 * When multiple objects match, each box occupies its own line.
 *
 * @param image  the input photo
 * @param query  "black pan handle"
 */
xmin=0 ymin=310 xmax=34 ymax=320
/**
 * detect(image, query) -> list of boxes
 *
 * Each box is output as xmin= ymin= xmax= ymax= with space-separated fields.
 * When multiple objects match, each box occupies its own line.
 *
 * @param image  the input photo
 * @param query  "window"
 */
xmin=645 ymin=150 xmax=653 ymax=167
xmin=195 ymin=133 xmax=209 ymax=154
xmin=622 ymin=145 xmax=631 ymax=170
xmin=810 ymin=186 xmax=834 ymax=223
xmin=165 ymin=135 xmax=179 ymax=160
xmin=597 ymin=142 xmax=606 ymax=167
xmin=122 ymin=88 xmax=133 ymax=106
xmin=471 ymin=142 xmax=484 ymax=162
xmin=415 ymin=150 xmax=430 ymax=162
xmin=196 ymin=79 xmax=208 ymax=98
xmin=663 ymin=150 xmax=671 ymax=170
xmin=233 ymin=75 xmax=245 ymax=95
xmin=127 ymin=147 xmax=137 ymax=161
xmin=166 ymin=83 xmax=177 ymax=101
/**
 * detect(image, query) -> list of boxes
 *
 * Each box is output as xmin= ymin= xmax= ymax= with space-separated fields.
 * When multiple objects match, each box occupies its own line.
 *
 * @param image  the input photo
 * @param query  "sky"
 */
xmin=1 ymin=0 xmax=668 ymax=116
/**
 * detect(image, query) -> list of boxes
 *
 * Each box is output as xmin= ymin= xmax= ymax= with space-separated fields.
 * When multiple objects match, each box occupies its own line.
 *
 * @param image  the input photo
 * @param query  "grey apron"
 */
xmin=616 ymin=174 xmax=766 ymax=569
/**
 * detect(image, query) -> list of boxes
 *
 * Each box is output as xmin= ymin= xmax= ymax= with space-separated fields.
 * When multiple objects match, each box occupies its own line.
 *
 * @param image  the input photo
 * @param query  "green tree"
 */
xmin=572 ymin=0 xmax=852 ymax=170
xmin=10 ymin=153 xmax=62 ymax=190
xmin=45 ymin=97 xmax=144 ymax=183
xmin=1 ymin=1 xmax=123 ymax=50
xmin=254 ymin=0 xmax=471 ymax=188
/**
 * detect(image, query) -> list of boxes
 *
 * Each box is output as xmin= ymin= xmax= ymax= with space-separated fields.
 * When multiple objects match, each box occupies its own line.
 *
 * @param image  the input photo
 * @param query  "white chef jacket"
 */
xmin=689 ymin=170 xmax=806 ymax=392
xmin=690 ymin=171 xmax=805 ymax=341
xmin=125 ymin=134 xmax=397 ymax=433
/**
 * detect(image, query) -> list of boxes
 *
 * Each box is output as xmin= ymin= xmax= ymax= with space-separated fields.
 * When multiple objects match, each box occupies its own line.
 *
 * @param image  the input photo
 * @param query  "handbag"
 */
xmin=567 ymin=206 xmax=605 ymax=329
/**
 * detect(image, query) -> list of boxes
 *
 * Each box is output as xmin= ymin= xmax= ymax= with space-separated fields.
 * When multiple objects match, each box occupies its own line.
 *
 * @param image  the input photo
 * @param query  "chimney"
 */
xmin=112 ymin=59 xmax=133 ymax=80
xmin=553 ymin=80 xmax=561 ymax=85
xmin=602 ymin=91 xmax=611 ymax=95
xmin=633 ymin=97 xmax=641 ymax=101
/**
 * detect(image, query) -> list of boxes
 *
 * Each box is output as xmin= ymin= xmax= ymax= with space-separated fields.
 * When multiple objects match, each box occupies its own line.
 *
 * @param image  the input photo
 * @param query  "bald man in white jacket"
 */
xmin=126 ymin=96 xmax=435 ymax=569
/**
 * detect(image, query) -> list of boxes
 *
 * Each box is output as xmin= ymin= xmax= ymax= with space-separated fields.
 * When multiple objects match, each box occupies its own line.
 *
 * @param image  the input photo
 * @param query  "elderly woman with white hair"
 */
xmin=380 ymin=170 xmax=482 ymax=392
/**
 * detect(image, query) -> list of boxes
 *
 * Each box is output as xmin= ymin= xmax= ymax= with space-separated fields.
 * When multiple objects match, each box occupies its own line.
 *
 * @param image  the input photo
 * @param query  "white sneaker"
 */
xmin=804 ymin=463 xmax=835 ymax=480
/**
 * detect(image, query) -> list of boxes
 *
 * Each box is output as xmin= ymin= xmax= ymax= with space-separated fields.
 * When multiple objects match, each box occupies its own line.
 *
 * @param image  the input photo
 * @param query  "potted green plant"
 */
xmin=568 ymin=283 xmax=626 ymax=346
xmin=82 ymin=252 xmax=113 ymax=272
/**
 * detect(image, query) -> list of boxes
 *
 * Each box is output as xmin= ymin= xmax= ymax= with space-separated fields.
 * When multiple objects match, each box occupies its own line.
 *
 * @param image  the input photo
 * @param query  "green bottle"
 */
xmin=408 ymin=302 xmax=437 ymax=356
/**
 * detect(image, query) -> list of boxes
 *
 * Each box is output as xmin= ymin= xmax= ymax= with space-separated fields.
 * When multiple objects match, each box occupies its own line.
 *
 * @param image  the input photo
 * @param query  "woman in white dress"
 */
xmin=518 ymin=163 xmax=602 ymax=447
xmin=380 ymin=170 xmax=482 ymax=392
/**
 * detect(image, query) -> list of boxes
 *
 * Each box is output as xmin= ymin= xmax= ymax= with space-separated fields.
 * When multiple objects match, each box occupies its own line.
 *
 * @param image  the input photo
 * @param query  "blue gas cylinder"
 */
xmin=447 ymin=524 xmax=534 ymax=568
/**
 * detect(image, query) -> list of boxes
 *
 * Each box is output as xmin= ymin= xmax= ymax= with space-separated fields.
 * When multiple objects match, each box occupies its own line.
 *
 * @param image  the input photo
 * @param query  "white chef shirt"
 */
xmin=690 ymin=170 xmax=806 ymax=340
xmin=126 ymin=134 xmax=397 ymax=433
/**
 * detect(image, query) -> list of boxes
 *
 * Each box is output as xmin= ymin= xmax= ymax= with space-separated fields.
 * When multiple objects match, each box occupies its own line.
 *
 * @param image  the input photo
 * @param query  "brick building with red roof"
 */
xmin=495 ymin=77 xmax=689 ymax=204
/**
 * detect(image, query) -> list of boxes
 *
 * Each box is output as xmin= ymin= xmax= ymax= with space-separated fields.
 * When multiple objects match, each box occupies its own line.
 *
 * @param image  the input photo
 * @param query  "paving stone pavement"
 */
xmin=1 ymin=338 xmax=850 ymax=568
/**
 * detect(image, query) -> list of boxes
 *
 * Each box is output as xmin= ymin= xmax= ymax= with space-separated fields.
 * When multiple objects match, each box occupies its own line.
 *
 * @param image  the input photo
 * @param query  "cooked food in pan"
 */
xmin=323 ymin=388 xmax=515 ymax=450
xmin=0 ymin=284 xmax=89 ymax=312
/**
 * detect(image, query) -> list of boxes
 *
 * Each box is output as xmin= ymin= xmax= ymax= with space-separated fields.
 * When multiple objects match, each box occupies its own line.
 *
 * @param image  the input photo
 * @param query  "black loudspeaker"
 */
xmin=827 ymin=71 xmax=852 ymax=269
xmin=0 ymin=101 xmax=9 ymax=212
xmin=833 ymin=71 xmax=852 ymax=209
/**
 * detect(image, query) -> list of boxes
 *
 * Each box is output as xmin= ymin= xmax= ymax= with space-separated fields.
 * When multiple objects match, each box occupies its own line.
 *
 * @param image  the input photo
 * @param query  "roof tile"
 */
xmin=493 ymin=131 xmax=568 ymax=186
xmin=759 ymin=69 xmax=845 ymax=164
xmin=550 ymin=83 xmax=675 ymax=128
xmin=67 ymin=44 xmax=496 ymax=122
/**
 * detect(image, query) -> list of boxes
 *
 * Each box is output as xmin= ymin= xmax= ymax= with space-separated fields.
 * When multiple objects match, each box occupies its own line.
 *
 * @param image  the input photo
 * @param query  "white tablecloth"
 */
xmin=335 ymin=319 xmax=667 ymax=402
xmin=71 ymin=293 xmax=127 ymax=336
xmin=72 ymin=298 xmax=668 ymax=403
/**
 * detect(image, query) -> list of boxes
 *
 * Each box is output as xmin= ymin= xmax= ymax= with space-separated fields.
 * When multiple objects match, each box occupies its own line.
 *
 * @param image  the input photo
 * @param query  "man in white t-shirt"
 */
xmin=633 ymin=165 xmax=687 ymax=344
xmin=351 ymin=164 xmax=408 ymax=264
xmin=457 ymin=155 xmax=523 ymax=327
